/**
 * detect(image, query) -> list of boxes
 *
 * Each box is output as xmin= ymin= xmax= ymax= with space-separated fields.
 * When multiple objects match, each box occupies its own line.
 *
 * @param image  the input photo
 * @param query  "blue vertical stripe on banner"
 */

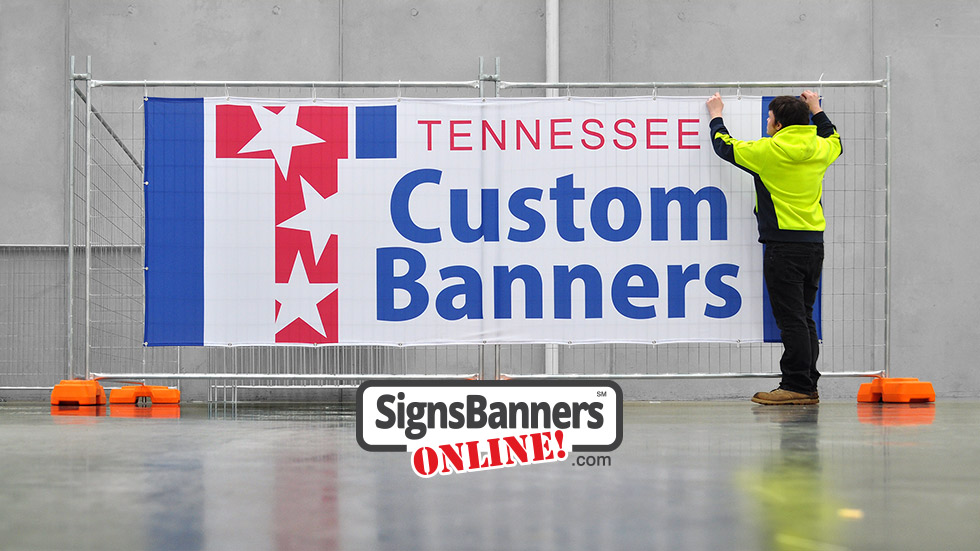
xmin=761 ymin=96 xmax=775 ymax=137
xmin=355 ymin=105 xmax=397 ymax=159
xmin=144 ymin=98 xmax=205 ymax=346
xmin=760 ymin=97 xmax=823 ymax=342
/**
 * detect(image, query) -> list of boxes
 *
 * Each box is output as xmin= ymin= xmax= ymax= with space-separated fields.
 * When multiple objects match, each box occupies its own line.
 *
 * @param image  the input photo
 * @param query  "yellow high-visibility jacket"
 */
xmin=709 ymin=112 xmax=841 ymax=243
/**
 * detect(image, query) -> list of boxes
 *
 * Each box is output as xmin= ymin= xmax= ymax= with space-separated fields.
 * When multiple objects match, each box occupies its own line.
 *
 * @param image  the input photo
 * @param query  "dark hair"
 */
xmin=768 ymin=96 xmax=810 ymax=128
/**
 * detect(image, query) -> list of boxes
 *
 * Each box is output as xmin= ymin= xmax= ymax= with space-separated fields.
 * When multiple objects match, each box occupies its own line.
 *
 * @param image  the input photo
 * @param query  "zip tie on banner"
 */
xmin=397 ymin=80 xmax=402 ymax=102
xmin=737 ymin=83 xmax=742 ymax=100
xmin=818 ymin=72 xmax=825 ymax=101
xmin=652 ymin=83 xmax=657 ymax=101
xmin=312 ymin=82 xmax=317 ymax=103
xmin=224 ymin=83 xmax=230 ymax=101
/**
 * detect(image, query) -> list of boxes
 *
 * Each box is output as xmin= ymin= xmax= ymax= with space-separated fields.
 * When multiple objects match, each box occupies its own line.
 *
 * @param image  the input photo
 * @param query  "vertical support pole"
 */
xmin=884 ymin=56 xmax=892 ymax=378
xmin=494 ymin=344 xmax=500 ymax=380
xmin=496 ymin=57 xmax=501 ymax=98
xmin=479 ymin=57 xmax=485 ymax=100
xmin=545 ymin=343 xmax=559 ymax=376
xmin=545 ymin=0 xmax=559 ymax=98
xmin=84 ymin=56 xmax=93 ymax=381
xmin=67 ymin=56 xmax=76 ymax=379
xmin=176 ymin=346 xmax=181 ymax=393
xmin=479 ymin=343 xmax=485 ymax=380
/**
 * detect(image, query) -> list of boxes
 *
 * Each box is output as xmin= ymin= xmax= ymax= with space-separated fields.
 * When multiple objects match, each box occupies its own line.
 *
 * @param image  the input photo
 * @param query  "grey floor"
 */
xmin=0 ymin=400 xmax=977 ymax=551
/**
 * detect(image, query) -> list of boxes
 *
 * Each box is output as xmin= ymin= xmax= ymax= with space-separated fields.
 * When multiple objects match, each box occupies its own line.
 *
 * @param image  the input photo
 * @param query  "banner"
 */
xmin=144 ymin=96 xmax=779 ymax=346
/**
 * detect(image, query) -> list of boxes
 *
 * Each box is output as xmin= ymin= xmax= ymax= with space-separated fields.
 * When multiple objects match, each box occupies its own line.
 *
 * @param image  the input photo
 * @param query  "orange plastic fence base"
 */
xmin=108 ymin=385 xmax=181 ymax=405
xmin=857 ymin=377 xmax=935 ymax=403
xmin=50 ymin=380 xmax=106 ymax=406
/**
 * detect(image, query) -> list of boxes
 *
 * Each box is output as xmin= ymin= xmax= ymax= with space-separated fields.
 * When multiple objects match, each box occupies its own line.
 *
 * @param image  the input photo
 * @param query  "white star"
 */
xmin=275 ymin=254 xmax=337 ymax=338
xmin=277 ymin=176 xmax=343 ymax=263
xmin=238 ymin=104 xmax=324 ymax=179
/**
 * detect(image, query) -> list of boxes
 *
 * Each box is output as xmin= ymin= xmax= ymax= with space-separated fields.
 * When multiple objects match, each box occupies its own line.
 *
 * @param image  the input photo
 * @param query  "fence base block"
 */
xmin=108 ymin=385 xmax=181 ymax=405
xmin=857 ymin=377 xmax=935 ymax=403
xmin=51 ymin=380 xmax=106 ymax=406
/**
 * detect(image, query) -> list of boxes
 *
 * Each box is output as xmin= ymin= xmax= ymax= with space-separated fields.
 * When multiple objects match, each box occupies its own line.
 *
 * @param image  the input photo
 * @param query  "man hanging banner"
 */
xmin=144 ymin=96 xmax=779 ymax=346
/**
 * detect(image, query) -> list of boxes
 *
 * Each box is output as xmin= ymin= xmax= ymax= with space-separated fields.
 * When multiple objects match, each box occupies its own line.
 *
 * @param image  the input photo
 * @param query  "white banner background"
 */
xmin=335 ymin=97 xmax=763 ymax=344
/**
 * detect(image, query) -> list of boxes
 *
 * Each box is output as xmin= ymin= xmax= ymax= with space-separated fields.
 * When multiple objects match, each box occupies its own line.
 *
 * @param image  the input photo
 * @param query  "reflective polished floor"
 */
xmin=0 ymin=400 xmax=977 ymax=551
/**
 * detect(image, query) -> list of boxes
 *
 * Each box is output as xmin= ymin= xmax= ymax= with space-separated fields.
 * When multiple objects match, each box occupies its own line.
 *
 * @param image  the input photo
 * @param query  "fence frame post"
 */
xmin=84 ymin=55 xmax=93 ymax=382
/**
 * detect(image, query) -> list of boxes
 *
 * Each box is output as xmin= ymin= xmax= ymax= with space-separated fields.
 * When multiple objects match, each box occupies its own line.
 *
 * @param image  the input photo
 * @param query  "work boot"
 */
xmin=751 ymin=388 xmax=819 ymax=405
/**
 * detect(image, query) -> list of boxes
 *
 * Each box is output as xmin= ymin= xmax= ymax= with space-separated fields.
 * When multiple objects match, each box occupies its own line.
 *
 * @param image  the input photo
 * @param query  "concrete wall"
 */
xmin=0 ymin=0 xmax=68 ymax=245
xmin=2 ymin=0 xmax=978 ymax=398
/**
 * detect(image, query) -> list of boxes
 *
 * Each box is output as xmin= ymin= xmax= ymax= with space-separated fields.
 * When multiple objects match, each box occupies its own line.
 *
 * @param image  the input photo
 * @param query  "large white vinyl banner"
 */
xmin=144 ymin=96 xmax=766 ymax=346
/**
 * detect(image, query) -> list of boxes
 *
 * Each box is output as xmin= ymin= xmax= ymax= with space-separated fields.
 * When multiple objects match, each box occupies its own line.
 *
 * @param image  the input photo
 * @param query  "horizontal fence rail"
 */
xmin=91 ymin=372 xmax=478 ymax=381
xmin=91 ymin=79 xmax=482 ymax=89
xmin=500 ymin=371 xmax=882 ymax=380
xmin=498 ymin=79 xmax=886 ymax=90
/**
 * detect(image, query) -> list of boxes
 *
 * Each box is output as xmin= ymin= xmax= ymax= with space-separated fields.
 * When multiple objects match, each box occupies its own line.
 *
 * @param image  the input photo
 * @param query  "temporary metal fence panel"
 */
xmin=0 ymin=57 xmax=888 ymax=399
xmin=494 ymin=75 xmax=889 ymax=381
xmin=72 ymin=59 xmax=488 ymax=398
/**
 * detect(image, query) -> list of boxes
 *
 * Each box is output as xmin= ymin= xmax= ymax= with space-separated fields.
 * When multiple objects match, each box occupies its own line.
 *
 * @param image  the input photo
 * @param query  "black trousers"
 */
xmin=764 ymin=242 xmax=824 ymax=394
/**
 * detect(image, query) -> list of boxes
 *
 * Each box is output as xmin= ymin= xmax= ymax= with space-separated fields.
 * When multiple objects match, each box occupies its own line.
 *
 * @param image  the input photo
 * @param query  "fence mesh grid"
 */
xmin=0 ymin=77 xmax=885 ymax=397
xmin=497 ymin=84 xmax=887 ymax=378
xmin=0 ymin=247 xmax=69 ymax=388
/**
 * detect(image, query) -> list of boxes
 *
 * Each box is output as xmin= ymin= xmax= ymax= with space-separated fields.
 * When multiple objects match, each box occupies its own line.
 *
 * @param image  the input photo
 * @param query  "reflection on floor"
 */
xmin=1 ymin=401 xmax=975 ymax=551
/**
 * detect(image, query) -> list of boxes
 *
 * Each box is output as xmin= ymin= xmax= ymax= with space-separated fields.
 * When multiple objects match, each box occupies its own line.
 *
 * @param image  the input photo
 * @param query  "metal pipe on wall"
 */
xmin=544 ymin=0 xmax=561 ymax=372
xmin=545 ymin=0 xmax=559 ymax=98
